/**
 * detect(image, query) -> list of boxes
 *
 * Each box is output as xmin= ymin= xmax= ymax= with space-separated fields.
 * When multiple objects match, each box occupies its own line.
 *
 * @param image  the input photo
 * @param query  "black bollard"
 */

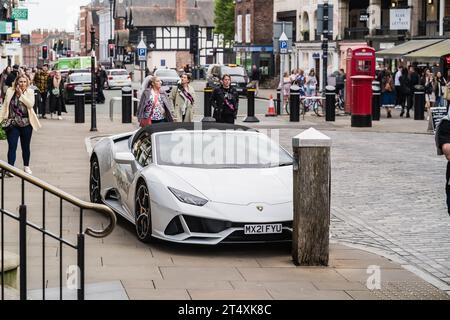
xmin=133 ymin=89 xmax=138 ymax=117
xmin=414 ymin=85 xmax=425 ymax=121
xmin=74 ymin=86 xmax=85 ymax=123
xmin=276 ymin=87 xmax=281 ymax=115
xmin=202 ymin=87 xmax=215 ymax=122
xmin=372 ymin=81 xmax=381 ymax=121
xmin=121 ymin=87 xmax=132 ymax=124
xmin=325 ymin=85 xmax=336 ymax=122
xmin=243 ymin=88 xmax=259 ymax=123
xmin=289 ymin=85 xmax=300 ymax=122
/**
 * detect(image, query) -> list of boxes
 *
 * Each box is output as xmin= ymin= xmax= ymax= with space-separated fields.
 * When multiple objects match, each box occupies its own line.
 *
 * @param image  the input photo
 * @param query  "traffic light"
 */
xmin=189 ymin=25 xmax=199 ymax=54
xmin=42 ymin=45 xmax=48 ymax=60
xmin=108 ymin=43 xmax=115 ymax=57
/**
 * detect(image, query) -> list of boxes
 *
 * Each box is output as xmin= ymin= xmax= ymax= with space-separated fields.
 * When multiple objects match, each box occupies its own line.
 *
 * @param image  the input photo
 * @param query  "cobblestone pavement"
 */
xmin=277 ymin=129 xmax=450 ymax=294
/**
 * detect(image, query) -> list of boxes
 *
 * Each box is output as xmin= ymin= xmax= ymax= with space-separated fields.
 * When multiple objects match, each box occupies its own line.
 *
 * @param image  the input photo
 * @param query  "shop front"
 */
xmin=234 ymin=45 xmax=274 ymax=79
xmin=404 ymin=39 xmax=450 ymax=75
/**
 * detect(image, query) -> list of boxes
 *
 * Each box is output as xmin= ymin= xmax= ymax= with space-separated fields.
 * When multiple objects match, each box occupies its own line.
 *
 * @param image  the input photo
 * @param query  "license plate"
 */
xmin=244 ymin=224 xmax=282 ymax=235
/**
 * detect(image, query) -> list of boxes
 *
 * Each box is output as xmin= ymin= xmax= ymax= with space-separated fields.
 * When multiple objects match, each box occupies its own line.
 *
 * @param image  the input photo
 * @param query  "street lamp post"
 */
xmin=322 ymin=0 xmax=329 ymax=91
xmin=90 ymin=25 xmax=97 ymax=132
xmin=109 ymin=0 xmax=114 ymax=69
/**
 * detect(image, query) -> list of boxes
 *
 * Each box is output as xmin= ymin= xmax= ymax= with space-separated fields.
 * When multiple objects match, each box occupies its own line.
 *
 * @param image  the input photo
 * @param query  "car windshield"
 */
xmin=156 ymin=70 xmax=179 ymax=78
xmin=69 ymin=74 xmax=91 ymax=82
xmin=222 ymin=66 xmax=246 ymax=76
xmin=110 ymin=70 xmax=128 ymax=76
xmin=156 ymin=131 xmax=293 ymax=169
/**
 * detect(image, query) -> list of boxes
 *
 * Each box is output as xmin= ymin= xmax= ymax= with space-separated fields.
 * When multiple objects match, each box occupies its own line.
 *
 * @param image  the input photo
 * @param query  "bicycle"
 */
xmin=335 ymin=89 xmax=345 ymax=111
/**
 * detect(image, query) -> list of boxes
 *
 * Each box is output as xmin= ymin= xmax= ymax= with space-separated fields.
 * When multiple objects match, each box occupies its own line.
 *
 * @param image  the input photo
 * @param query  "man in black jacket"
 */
xmin=210 ymin=74 xmax=239 ymax=124
xmin=408 ymin=66 xmax=420 ymax=115
xmin=95 ymin=64 xmax=107 ymax=104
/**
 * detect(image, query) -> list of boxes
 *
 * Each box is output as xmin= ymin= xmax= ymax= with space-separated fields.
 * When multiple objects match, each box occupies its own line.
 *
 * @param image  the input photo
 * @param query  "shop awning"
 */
xmin=404 ymin=39 xmax=450 ymax=63
xmin=376 ymin=39 xmax=444 ymax=59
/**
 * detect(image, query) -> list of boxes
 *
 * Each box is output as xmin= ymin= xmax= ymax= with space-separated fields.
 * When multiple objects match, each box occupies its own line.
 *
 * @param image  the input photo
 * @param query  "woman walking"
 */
xmin=399 ymin=68 xmax=411 ymax=117
xmin=137 ymin=76 xmax=174 ymax=127
xmin=48 ymin=71 xmax=67 ymax=120
xmin=282 ymin=71 xmax=291 ymax=113
xmin=0 ymin=75 xmax=41 ymax=176
xmin=381 ymin=71 xmax=396 ymax=118
xmin=170 ymin=73 xmax=196 ymax=122
xmin=211 ymin=74 xmax=239 ymax=124
xmin=0 ymin=66 xmax=12 ymax=102
xmin=306 ymin=69 xmax=318 ymax=97
xmin=435 ymin=72 xmax=447 ymax=108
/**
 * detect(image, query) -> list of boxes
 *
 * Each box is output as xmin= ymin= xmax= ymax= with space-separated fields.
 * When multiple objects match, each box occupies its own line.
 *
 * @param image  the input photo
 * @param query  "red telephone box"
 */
xmin=345 ymin=47 xmax=376 ymax=114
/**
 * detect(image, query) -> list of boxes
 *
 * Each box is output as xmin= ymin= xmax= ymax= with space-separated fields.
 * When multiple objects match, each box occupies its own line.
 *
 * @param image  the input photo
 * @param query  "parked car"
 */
xmin=106 ymin=69 xmax=132 ymax=89
xmin=206 ymin=64 xmax=249 ymax=95
xmin=64 ymin=72 xmax=94 ymax=104
xmin=154 ymin=68 xmax=180 ymax=88
xmin=89 ymin=123 xmax=294 ymax=244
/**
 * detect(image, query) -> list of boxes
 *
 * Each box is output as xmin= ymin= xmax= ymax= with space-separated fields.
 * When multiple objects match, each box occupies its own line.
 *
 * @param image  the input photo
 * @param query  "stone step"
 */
xmin=0 ymin=252 xmax=19 ymax=289
xmin=0 ymin=286 xmax=20 ymax=300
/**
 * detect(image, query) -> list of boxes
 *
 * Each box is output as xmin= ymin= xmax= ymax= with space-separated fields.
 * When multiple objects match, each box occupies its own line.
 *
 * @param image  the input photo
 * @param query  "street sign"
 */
xmin=279 ymin=32 xmax=288 ymax=54
xmin=12 ymin=8 xmax=28 ymax=20
xmin=317 ymin=4 xmax=334 ymax=35
xmin=273 ymin=22 xmax=293 ymax=54
xmin=0 ymin=21 xmax=13 ymax=35
xmin=137 ymin=39 xmax=147 ymax=61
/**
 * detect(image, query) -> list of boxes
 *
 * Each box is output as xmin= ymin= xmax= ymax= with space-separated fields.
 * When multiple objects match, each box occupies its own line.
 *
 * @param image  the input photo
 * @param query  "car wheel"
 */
xmin=135 ymin=181 xmax=153 ymax=243
xmin=90 ymin=155 xmax=102 ymax=203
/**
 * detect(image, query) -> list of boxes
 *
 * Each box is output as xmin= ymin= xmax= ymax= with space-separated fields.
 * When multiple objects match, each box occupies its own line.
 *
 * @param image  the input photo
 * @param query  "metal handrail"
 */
xmin=0 ymin=160 xmax=116 ymax=238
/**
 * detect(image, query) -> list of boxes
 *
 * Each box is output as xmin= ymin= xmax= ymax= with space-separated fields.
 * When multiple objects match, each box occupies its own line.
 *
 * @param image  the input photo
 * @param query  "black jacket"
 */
xmin=5 ymin=71 xmax=18 ymax=87
xmin=409 ymin=72 xmax=420 ymax=90
xmin=210 ymin=86 xmax=239 ymax=120
xmin=400 ymin=74 xmax=411 ymax=96
xmin=96 ymin=69 xmax=107 ymax=87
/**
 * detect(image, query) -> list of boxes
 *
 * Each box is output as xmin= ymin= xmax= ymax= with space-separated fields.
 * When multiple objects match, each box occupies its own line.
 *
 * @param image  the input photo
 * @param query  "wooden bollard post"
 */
xmin=292 ymin=128 xmax=331 ymax=266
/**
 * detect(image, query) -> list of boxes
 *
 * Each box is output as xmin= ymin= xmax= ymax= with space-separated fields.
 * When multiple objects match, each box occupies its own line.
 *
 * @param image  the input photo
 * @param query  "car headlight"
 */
xmin=168 ymin=187 xmax=208 ymax=207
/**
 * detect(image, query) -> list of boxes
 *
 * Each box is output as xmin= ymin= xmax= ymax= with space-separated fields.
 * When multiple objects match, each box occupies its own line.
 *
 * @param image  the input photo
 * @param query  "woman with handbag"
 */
xmin=170 ymin=73 xmax=196 ymax=122
xmin=0 ymin=75 xmax=41 ymax=176
xmin=381 ymin=72 xmax=395 ymax=118
xmin=435 ymin=72 xmax=446 ymax=108
xmin=137 ymin=76 xmax=174 ymax=127
xmin=48 ymin=71 xmax=67 ymax=120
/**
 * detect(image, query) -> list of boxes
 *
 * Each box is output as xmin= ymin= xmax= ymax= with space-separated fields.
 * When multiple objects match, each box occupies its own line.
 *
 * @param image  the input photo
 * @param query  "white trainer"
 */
xmin=24 ymin=167 xmax=33 ymax=175
xmin=58 ymin=116 xmax=63 ymax=120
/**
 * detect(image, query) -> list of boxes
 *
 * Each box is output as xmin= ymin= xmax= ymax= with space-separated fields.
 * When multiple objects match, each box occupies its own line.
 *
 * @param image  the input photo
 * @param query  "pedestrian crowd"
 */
xmin=378 ymin=64 xmax=450 ymax=119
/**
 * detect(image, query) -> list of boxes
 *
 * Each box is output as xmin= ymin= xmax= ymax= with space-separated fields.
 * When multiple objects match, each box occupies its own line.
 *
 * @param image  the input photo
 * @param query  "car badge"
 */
xmin=256 ymin=206 xmax=264 ymax=212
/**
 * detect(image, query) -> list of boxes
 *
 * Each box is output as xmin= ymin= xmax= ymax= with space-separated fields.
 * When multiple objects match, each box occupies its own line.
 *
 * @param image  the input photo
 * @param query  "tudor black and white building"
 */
xmin=113 ymin=0 xmax=232 ymax=70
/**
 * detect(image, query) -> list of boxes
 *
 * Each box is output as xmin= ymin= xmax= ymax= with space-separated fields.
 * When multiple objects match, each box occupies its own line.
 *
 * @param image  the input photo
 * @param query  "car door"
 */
xmin=114 ymin=133 xmax=151 ymax=215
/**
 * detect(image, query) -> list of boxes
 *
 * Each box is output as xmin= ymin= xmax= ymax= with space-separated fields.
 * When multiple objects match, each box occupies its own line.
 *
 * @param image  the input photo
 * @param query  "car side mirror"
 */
xmin=114 ymin=152 xmax=135 ymax=165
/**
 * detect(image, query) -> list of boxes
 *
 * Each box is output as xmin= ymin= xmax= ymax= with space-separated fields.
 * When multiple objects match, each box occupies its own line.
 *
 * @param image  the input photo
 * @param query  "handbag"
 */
xmin=0 ymin=122 xmax=6 ymax=140
xmin=139 ymin=117 xmax=152 ymax=128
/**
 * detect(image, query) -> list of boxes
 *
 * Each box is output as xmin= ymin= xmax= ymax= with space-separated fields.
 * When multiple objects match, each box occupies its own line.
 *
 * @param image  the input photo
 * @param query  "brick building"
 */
xmin=22 ymin=29 xmax=74 ymax=67
xmin=234 ymin=0 xmax=275 ymax=78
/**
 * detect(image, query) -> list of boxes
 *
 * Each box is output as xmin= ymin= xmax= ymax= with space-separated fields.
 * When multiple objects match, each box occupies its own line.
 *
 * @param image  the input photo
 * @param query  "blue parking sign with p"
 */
xmin=280 ymin=41 xmax=288 ymax=49
xmin=138 ymin=48 xmax=147 ymax=57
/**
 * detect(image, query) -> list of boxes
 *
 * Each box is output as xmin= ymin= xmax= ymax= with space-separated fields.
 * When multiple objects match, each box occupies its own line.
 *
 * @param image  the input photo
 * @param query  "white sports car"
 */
xmin=89 ymin=123 xmax=294 ymax=244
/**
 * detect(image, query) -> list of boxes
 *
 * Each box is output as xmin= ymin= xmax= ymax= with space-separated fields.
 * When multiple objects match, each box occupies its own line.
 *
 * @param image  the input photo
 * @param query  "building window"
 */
xmin=207 ymin=28 xmax=213 ymax=41
xmin=155 ymin=26 xmax=188 ymax=50
xmin=237 ymin=15 xmax=243 ymax=42
xmin=245 ymin=14 xmax=251 ymax=43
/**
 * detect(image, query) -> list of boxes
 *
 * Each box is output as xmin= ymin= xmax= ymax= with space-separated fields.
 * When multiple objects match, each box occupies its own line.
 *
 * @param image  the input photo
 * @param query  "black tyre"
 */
xmin=89 ymin=155 xmax=102 ymax=203
xmin=135 ymin=181 xmax=153 ymax=243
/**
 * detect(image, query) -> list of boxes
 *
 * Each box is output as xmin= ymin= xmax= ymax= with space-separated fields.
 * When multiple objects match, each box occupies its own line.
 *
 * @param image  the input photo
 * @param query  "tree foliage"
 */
xmin=214 ymin=0 xmax=235 ymax=41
